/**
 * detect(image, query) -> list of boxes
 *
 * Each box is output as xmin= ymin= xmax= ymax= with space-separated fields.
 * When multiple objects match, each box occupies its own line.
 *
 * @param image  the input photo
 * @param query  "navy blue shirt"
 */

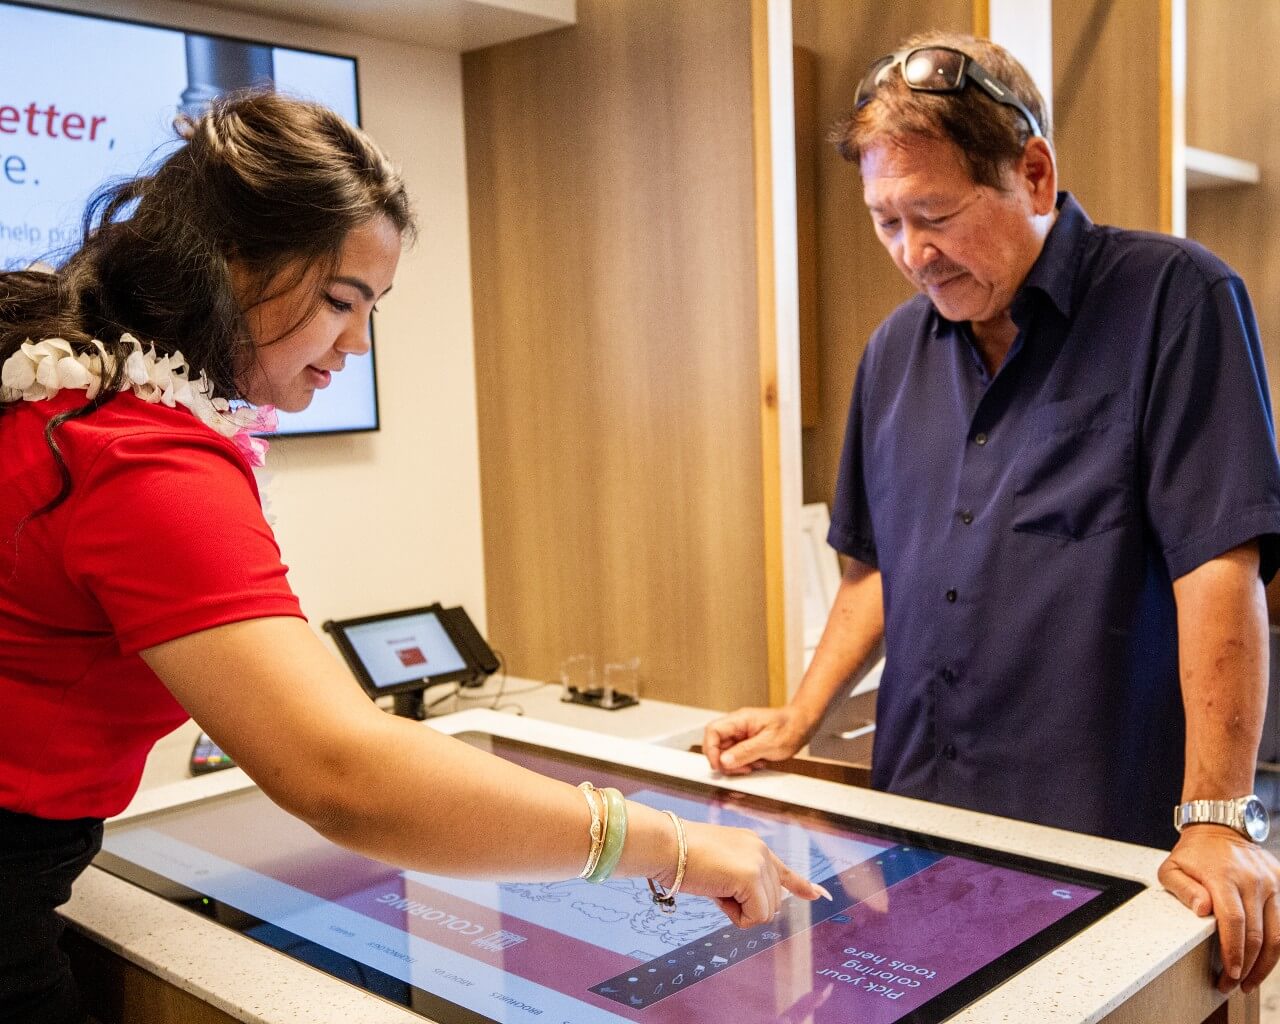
xmin=829 ymin=193 xmax=1280 ymax=848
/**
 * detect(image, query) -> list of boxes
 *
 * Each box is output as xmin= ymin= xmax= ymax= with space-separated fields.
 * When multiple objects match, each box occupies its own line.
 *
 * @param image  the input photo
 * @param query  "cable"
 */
xmin=455 ymin=681 xmax=552 ymax=701
xmin=453 ymin=650 xmax=555 ymax=715
xmin=422 ymin=684 xmax=461 ymax=714
xmin=424 ymin=651 xmax=559 ymax=717
xmin=487 ymin=649 xmax=514 ymax=713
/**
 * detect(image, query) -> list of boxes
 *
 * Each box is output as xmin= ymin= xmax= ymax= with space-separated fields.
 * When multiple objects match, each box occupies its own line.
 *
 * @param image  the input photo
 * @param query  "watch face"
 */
xmin=1244 ymin=797 xmax=1271 ymax=843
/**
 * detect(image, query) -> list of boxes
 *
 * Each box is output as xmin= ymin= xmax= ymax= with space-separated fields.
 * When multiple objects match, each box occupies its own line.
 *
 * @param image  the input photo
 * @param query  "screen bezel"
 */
xmin=324 ymin=603 xmax=477 ymax=696
xmin=3 ymin=0 xmax=380 ymax=439
xmin=96 ymin=732 xmax=1146 ymax=1024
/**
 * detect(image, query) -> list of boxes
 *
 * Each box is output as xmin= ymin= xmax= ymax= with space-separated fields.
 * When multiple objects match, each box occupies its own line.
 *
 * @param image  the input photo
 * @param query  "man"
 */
xmin=704 ymin=32 xmax=1280 ymax=995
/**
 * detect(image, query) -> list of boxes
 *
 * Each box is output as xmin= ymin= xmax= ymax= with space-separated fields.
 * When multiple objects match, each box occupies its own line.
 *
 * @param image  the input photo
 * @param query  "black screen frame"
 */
xmin=323 ymin=603 xmax=478 ymax=696
xmin=96 ymin=731 xmax=1146 ymax=1024
xmin=2 ymin=0 xmax=380 ymax=440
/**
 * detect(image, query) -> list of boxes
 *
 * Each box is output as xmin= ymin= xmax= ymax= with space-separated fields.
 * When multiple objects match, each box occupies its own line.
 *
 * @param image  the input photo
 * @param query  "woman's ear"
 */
xmin=225 ymin=258 xmax=250 ymax=304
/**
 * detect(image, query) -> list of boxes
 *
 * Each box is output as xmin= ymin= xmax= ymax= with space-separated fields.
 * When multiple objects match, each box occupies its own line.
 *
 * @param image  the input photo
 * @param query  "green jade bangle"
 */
xmin=587 ymin=787 xmax=628 ymax=883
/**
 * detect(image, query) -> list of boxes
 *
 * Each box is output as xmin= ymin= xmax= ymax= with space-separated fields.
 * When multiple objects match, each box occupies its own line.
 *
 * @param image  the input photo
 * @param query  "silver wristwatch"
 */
xmin=1173 ymin=795 xmax=1270 ymax=843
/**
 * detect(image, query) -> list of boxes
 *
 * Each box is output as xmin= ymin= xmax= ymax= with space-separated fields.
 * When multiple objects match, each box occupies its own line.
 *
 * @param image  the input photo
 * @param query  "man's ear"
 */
xmin=1021 ymin=137 xmax=1057 ymax=215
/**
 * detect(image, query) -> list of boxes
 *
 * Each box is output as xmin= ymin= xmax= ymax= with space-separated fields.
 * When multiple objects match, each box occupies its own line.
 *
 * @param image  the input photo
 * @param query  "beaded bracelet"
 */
xmin=647 ymin=811 xmax=688 ymax=913
xmin=586 ymin=787 xmax=628 ymax=884
xmin=577 ymin=782 xmax=605 ymax=879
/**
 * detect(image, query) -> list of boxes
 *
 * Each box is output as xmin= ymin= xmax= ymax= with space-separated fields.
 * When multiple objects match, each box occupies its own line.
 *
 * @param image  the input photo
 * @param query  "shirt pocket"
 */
xmin=1012 ymin=392 xmax=1134 ymax=541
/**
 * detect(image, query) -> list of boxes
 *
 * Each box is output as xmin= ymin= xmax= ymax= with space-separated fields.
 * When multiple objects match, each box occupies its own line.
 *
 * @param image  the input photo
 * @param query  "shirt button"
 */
xmin=941 ymin=667 xmax=957 ymax=684
xmin=942 ymin=744 xmax=958 ymax=761
xmin=974 ymin=433 xmax=988 ymax=446
xmin=959 ymin=510 xmax=974 ymax=525
xmin=945 ymin=589 xmax=957 ymax=603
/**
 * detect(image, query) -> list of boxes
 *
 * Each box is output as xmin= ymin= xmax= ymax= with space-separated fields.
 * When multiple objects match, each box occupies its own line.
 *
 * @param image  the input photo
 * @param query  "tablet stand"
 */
xmin=391 ymin=671 xmax=486 ymax=720
xmin=393 ymin=690 xmax=427 ymax=720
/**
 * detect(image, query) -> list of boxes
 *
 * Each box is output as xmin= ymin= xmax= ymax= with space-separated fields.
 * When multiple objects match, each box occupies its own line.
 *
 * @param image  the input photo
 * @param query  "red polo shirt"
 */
xmin=0 ymin=391 xmax=303 ymax=819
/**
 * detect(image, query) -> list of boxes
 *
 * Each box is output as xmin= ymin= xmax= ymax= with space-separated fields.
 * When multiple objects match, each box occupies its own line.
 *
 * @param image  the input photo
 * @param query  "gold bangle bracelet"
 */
xmin=577 ymin=782 xmax=605 ymax=879
xmin=647 ymin=810 xmax=688 ymax=913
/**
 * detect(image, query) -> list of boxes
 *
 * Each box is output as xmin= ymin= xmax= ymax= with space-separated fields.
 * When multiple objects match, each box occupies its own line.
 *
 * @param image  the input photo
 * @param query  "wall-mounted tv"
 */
xmin=0 ymin=1 xmax=378 ymax=437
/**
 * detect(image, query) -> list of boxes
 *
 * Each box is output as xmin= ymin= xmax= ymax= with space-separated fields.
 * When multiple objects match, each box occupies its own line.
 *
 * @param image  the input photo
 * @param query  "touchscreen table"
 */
xmin=96 ymin=732 xmax=1142 ymax=1024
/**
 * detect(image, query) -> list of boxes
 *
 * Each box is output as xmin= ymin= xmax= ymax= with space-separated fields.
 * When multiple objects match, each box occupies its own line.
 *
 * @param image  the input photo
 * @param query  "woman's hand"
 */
xmin=674 ymin=820 xmax=830 ymax=927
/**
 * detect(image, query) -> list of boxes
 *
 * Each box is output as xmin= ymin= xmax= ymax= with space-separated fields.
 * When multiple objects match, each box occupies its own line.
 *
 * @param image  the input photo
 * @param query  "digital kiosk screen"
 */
xmin=96 ymin=733 xmax=1143 ymax=1024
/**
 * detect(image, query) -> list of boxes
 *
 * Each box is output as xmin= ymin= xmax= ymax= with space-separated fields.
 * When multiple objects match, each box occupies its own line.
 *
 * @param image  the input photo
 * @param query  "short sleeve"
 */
xmin=63 ymin=430 xmax=304 ymax=654
xmin=1143 ymin=274 xmax=1280 ymax=582
xmin=827 ymin=344 xmax=879 ymax=567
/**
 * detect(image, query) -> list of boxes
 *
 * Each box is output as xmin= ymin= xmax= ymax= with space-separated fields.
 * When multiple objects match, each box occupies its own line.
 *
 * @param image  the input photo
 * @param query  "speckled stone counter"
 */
xmin=63 ymin=707 xmax=1237 ymax=1024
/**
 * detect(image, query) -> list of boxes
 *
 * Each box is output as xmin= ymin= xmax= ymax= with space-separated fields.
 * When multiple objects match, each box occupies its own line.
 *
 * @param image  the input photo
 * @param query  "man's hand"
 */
xmin=1158 ymin=824 xmax=1280 ymax=993
xmin=703 ymin=559 xmax=883 ymax=777
xmin=703 ymin=706 xmax=816 ymax=775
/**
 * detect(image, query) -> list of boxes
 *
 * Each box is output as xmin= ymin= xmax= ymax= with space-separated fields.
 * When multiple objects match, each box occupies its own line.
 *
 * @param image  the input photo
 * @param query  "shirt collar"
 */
xmin=1014 ymin=191 xmax=1090 ymax=322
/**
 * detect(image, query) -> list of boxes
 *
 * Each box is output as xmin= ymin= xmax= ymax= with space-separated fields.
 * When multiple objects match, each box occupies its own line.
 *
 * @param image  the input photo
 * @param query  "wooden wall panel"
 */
xmin=1184 ymin=0 xmax=1280 ymax=415
xmin=1053 ymin=0 xmax=1167 ymax=232
xmin=463 ymin=1 xmax=768 ymax=710
xmin=791 ymin=0 xmax=971 ymax=511
xmin=66 ymin=929 xmax=240 ymax=1024
xmin=794 ymin=45 xmax=820 ymax=431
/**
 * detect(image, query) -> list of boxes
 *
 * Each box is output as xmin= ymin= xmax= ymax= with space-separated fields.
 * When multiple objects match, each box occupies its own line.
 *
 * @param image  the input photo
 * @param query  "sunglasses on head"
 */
xmin=854 ymin=46 xmax=1044 ymax=139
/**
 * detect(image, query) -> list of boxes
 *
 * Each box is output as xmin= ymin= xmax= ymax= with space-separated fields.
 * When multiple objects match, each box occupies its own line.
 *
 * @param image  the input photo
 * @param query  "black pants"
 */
xmin=0 ymin=809 xmax=103 ymax=1024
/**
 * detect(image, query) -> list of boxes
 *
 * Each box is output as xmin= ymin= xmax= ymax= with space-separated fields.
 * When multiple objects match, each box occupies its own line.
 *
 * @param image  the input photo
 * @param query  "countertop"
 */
xmin=63 ymin=696 xmax=1222 ymax=1024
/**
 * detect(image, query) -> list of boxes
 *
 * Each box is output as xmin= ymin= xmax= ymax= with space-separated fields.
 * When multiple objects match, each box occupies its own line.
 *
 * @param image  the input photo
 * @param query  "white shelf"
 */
xmin=199 ymin=0 xmax=576 ymax=53
xmin=1185 ymin=146 xmax=1261 ymax=190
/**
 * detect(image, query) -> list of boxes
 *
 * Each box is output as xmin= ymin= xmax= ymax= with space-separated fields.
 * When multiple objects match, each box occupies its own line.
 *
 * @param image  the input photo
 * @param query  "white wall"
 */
xmin=32 ymin=0 xmax=488 ymax=635
xmin=988 ymin=0 xmax=1054 ymax=117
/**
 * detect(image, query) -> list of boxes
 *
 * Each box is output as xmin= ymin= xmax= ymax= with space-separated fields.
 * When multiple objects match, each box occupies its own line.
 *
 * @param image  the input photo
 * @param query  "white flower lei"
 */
xmin=0 ymin=334 xmax=274 ymax=467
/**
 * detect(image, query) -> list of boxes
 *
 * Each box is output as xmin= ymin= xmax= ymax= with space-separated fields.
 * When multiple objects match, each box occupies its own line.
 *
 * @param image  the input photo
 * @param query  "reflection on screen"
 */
xmin=0 ymin=2 xmax=375 ymax=436
xmin=98 ymin=737 xmax=1136 ymax=1024
xmin=343 ymin=612 xmax=468 ymax=689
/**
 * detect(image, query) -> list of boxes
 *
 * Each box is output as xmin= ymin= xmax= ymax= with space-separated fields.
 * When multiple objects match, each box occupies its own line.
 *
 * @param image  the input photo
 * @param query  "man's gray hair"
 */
xmin=830 ymin=31 xmax=1051 ymax=188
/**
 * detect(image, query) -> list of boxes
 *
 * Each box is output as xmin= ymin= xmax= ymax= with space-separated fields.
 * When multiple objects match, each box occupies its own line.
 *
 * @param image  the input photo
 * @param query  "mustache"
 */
xmin=914 ymin=262 xmax=966 ymax=288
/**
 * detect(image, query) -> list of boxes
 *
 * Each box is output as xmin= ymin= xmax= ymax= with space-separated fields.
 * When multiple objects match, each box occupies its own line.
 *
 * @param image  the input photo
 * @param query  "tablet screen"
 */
xmin=96 ymin=733 xmax=1142 ymax=1024
xmin=341 ymin=611 xmax=468 ymax=689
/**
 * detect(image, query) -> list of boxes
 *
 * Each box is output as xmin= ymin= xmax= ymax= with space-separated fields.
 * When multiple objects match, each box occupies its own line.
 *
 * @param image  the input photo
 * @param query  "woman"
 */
xmin=0 ymin=93 xmax=823 ymax=1024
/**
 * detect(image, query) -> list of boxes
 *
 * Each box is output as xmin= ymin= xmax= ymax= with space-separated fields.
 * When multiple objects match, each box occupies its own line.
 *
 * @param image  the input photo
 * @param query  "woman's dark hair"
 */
xmin=830 ymin=31 xmax=1051 ymax=189
xmin=0 ymin=90 xmax=414 ymax=511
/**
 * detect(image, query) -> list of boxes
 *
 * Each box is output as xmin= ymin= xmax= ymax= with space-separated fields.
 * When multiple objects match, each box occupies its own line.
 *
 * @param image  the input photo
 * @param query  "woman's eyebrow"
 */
xmin=331 ymin=275 xmax=375 ymax=301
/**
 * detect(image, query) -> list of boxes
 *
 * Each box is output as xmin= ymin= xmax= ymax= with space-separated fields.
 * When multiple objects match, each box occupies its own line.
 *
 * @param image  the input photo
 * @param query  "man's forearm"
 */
xmin=790 ymin=559 xmax=886 ymax=733
xmin=1172 ymin=542 xmax=1268 ymax=800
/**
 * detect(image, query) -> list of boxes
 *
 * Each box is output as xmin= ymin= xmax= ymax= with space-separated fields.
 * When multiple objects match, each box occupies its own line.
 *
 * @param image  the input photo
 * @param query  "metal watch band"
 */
xmin=1173 ymin=798 xmax=1241 ymax=832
